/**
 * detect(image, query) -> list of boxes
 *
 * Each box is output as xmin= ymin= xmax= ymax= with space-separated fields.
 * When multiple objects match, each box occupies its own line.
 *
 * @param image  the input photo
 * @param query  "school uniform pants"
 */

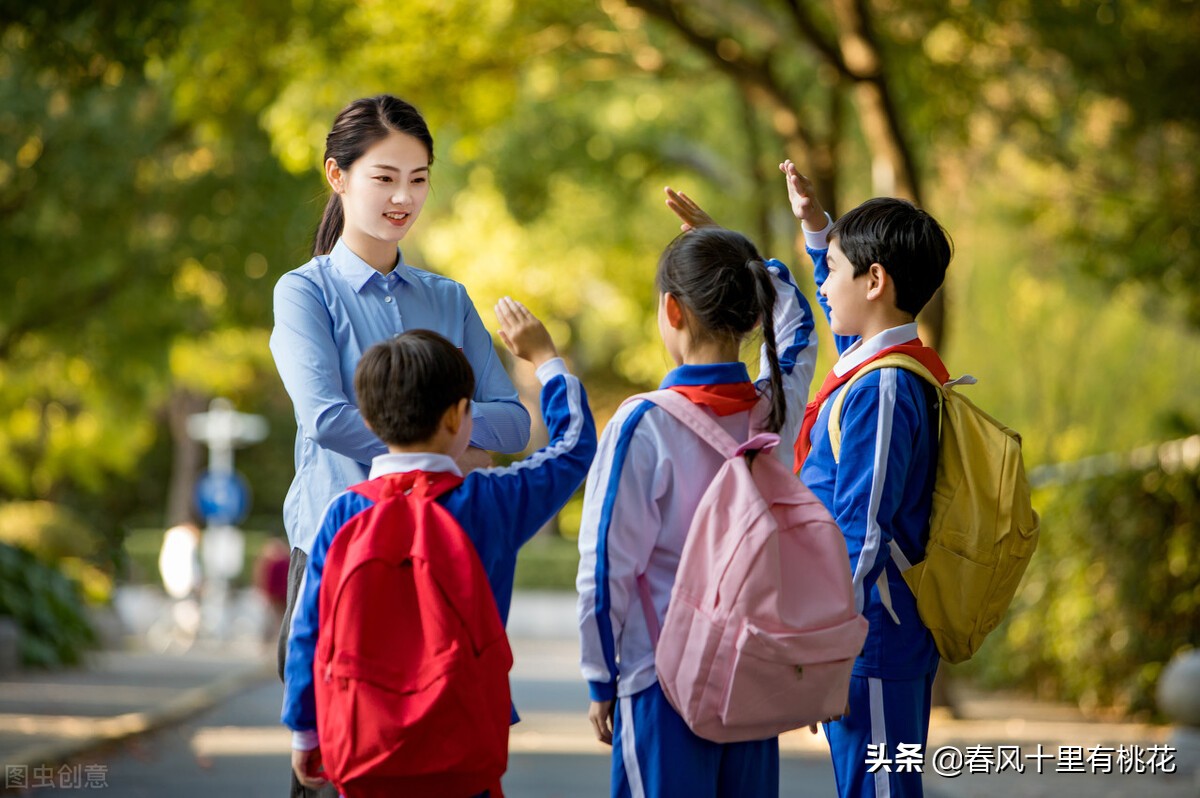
xmin=611 ymin=681 xmax=779 ymax=798
xmin=823 ymin=670 xmax=937 ymax=798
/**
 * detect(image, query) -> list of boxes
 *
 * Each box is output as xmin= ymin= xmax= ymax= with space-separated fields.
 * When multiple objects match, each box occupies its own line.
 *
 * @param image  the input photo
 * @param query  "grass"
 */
xmin=514 ymin=532 xmax=580 ymax=591
xmin=122 ymin=527 xmax=282 ymax=588
xmin=125 ymin=526 xmax=582 ymax=592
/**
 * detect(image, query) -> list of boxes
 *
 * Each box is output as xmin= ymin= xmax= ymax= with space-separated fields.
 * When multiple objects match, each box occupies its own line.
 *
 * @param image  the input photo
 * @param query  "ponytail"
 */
xmin=313 ymin=194 xmax=344 ymax=257
xmin=656 ymin=227 xmax=786 ymax=433
xmin=748 ymin=259 xmax=785 ymax=434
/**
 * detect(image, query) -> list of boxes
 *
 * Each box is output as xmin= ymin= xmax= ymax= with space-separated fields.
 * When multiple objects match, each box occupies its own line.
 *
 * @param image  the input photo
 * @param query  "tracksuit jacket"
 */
xmin=577 ymin=259 xmax=819 ymax=703
xmin=798 ymin=221 xmax=942 ymax=681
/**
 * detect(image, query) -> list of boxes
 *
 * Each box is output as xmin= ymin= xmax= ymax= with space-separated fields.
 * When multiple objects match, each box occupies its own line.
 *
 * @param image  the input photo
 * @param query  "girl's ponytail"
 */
xmin=313 ymin=194 xmax=344 ymax=257
xmin=748 ymin=259 xmax=785 ymax=434
xmin=656 ymin=227 xmax=786 ymax=433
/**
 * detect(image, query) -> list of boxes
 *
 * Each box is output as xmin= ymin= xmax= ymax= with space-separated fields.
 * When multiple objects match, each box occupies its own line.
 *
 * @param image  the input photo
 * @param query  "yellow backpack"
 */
xmin=827 ymin=353 xmax=1040 ymax=664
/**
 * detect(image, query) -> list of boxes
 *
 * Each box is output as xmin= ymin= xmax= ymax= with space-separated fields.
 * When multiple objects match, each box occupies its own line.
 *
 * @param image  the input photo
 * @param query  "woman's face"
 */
xmin=329 ymin=130 xmax=431 ymax=256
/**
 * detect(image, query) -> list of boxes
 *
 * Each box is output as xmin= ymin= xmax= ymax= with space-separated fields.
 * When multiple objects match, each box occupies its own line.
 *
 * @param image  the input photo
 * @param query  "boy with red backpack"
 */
xmin=785 ymin=160 xmax=952 ymax=798
xmin=282 ymin=299 xmax=596 ymax=798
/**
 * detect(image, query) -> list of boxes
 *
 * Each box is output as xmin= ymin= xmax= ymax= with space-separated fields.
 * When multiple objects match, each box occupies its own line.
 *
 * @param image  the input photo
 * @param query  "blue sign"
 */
xmin=194 ymin=470 xmax=251 ymax=525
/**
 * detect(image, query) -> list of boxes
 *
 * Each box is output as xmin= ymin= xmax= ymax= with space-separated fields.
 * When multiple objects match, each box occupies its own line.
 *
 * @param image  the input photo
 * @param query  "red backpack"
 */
xmin=313 ymin=471 xmax=513 ymax=798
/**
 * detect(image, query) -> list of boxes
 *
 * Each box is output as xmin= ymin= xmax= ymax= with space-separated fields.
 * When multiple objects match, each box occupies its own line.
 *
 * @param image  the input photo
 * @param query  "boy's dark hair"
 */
xmin=829 ymin=197 xmax=952 ymax=316
xmin=656 ymin=226 xmax=786 ymax=434
xmin=354 ymin=330 xmax=475 ymax=446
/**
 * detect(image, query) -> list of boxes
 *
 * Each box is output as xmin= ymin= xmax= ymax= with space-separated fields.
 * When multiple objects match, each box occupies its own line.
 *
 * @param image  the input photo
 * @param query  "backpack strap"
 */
xmin=874 ymin=539 xmax=915 ymax=625
xmin=826 ymin=354 xmax=946 ymax=464
xmin=349 ymin=470 xmax=465 ymax=504
xmin=822 ymin=354 xmax=955 ymax=625
xmin=624 ymin=389 xmax=780 ymax=460
xmin=624 ymin=389 xmax=779 ymax=650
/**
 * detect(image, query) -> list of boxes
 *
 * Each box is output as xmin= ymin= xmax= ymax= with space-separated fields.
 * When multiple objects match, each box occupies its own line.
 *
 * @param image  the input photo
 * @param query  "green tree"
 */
xmin=0 ymin=3 xmax=309 ymax=541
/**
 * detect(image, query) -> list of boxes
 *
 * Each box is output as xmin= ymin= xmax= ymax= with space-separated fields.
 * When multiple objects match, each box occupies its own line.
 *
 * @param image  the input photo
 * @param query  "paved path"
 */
xmin=1 ymin=589 xmax=1196 ymax=796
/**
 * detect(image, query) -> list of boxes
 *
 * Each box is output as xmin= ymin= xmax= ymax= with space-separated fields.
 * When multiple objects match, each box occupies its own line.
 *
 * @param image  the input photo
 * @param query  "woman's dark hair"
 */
xmin=314 ymin=95 xmax=434 ymax=257
xmin=656 ymin=226 xmax=786 ymax=433
xmin=354 ymin=330 xmax=475 ymax=446
xmin=828 ymin=197 xmax=952 ymax=316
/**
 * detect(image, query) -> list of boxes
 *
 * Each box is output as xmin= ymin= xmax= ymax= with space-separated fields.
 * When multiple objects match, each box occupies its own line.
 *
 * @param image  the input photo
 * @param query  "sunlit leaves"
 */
xmin=972 ymin=468 xmax=1200 ymax=715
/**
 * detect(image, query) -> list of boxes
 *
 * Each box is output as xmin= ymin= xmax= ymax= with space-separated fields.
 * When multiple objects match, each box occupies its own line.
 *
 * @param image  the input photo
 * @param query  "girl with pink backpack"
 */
xmin=576 ymin=185 xmax=842 ymax=798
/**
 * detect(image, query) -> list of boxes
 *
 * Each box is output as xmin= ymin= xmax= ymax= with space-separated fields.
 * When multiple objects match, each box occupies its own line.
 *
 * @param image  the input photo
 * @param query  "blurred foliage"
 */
xmin=937 ymin=177 xmax=1199 ymax=468
xmin=887 ymin=0 xmax=1200 ymax=324
xmin=0 ymin=501 xmax=113 ymax=605
xmin=0 ymin=1 xmax=311 ymax=546
xmin=966 ymin=461 xmax=1200 ymax=718
xmin=0 ymin=542 xmax=96 ymax=668
xmin=515 ymin=532 xmax=582 ymax=591
xmin=0 ymin=500 xmax=96 ymax=560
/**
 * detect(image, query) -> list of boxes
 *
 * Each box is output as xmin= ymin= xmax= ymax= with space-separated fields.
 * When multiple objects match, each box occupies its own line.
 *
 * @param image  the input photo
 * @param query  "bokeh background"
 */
xmin=1 ymin=0 xmax=1197 ymax=718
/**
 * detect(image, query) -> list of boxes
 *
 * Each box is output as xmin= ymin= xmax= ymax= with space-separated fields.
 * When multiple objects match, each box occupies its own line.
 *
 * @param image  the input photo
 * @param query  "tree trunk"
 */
xmin=827 ymin=0 xmax=945 ymax=348
xmin=166 ymin=387 xmax=207 ymax=527
xmin=619 ymin=0 xmax=945 ymax=346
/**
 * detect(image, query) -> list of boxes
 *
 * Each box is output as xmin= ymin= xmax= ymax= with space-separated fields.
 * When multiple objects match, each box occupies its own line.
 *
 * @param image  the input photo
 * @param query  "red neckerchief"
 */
xmin=667 ymin=382 xmax=759 ymax=416
xmin=794 ymin=340 xmax=950 ymax=473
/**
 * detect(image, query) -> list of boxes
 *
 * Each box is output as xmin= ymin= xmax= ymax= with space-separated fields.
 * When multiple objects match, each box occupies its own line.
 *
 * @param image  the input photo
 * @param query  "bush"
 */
xmin=0 ymin=542 xmax=96 ymax=668
xmin=0 ymin=500 xmax=112 ymax=605
xmin=968 ymin=462 xmax=1200 ymax=717
xmin=0 ymin=500 xmax=97 ymax=561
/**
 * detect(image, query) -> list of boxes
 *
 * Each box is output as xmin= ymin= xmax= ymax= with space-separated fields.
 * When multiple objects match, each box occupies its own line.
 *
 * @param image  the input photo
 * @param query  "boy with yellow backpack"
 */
xmin=784 ymin=160 xmax=1039 ymax=798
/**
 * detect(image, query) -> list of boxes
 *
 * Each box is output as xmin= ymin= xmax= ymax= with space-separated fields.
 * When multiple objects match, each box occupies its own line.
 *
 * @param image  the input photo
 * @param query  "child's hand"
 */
xmin=808 ymin=699 xmax=850 ymax=733
xmin=496 ymin=297 xmax=558 ymax=367
xmin=456 ymin=446 xmax=493 ymax=474
xmin=779 ymin=160 xmax=827 ymax=232
xmin=665 ymin=187 xmax=718 ymax=232
xmin=292 ymin=746 xmax=327 ymax=790
xmin=589 ymin=699 xmax=615 ymax=746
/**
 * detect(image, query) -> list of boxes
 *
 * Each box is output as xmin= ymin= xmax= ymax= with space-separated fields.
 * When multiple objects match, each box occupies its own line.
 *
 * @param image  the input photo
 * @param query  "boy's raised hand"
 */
xmin=664 ymin=186 xmax=718 ymax=232
xmin=496 ymin=297 xmax=558 ymax=368
xmin=779 ymin=160 xmax=828 ymax=232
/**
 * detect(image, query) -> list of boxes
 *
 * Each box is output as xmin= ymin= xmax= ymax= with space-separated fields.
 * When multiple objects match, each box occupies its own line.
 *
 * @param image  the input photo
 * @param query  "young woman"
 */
xmin=269 ymin=95 xmax=530 ymax=798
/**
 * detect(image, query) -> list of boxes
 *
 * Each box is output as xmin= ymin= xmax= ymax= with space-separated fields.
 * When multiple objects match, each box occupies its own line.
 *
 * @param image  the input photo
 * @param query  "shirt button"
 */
xmin=384 ymin=296 xmax=393 ymax=303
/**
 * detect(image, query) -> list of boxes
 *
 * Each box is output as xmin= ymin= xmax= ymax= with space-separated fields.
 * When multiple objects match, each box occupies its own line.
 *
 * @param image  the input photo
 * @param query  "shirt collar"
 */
xmin=833 ymin=322 xmax=920 ymax=377
xmin=659 ymin=362 xmax=752 ymax=389
xmin=330 ymin=239 xmax=413 ymax=293
xmin=368 ymin=452 xmax=462 ymax=480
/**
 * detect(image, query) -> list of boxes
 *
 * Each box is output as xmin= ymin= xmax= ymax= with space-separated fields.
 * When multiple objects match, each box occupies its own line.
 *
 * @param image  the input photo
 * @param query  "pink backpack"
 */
xmin=630 ymin=390 xmax=868 ymax=743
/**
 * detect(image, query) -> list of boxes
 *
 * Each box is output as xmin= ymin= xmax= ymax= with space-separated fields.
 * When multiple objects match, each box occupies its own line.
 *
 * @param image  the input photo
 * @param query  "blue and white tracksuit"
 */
xmin=799 ymin=220 xmax=941 ymax=798
xmin=283 ymin=358 xmax=596 ymax=752
xmin=577 ymin=260 xmax=818 ymax=798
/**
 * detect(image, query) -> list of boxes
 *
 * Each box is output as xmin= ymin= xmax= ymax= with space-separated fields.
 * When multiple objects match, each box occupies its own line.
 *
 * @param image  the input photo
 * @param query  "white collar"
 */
xmin=833 ymin=322 xmax=920 ymax=377
xmin=367 ymin=452 xmax=462 ymax=480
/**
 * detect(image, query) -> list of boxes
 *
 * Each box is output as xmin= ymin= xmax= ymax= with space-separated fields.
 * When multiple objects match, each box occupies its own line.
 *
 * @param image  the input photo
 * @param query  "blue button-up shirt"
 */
xmin=270 ymin=239 xmax=531 ymax=553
